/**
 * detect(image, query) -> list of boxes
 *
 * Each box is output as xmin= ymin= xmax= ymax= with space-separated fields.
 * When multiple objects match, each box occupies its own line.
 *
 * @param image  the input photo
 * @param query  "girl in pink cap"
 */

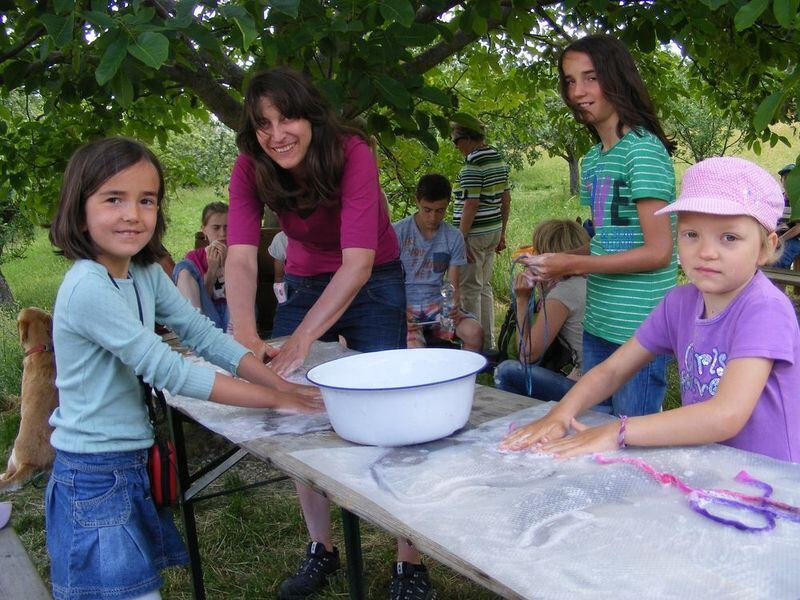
xmin=502 ymin=157 xmax=800 ymax=463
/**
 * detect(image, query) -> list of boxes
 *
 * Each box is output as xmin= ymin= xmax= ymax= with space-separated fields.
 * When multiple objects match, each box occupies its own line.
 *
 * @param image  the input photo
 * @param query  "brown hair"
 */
xmin=50 ymin=137 xmax=167 ymax=265
xmin=532 ymin=219 xmax=590 ymax=255
xmin=201 ymin=201 xmax=228 ymax=225
xmin=450 ymin=122 xmax=485 ymax=143
xmin=236 ymin=66 xmax=367 ymax=213
xmin=558 ymin=35 xmax=675 ymax=154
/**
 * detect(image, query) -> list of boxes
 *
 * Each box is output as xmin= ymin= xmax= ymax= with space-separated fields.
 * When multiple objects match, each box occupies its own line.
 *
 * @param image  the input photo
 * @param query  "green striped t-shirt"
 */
xmin=580 ymin=128 xmax=677 ymax=345
xmin=453 ymin=145 xmax=510 ymax=235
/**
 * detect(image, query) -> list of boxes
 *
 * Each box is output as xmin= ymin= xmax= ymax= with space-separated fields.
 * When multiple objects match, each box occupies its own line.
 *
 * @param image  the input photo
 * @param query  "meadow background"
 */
xmin=0 ymin=129 xmax=798 ymax=598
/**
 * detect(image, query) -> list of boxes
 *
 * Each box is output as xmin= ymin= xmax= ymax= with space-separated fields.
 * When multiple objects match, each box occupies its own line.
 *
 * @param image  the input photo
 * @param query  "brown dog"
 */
xmin=0 ymin=307 xmax=58 ymax=493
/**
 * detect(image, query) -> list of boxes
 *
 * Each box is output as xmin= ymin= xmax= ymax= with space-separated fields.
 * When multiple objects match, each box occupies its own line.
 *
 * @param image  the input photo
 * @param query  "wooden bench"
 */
xmin=761 ymin=266 xmax=800 ymax=288
xmin=0 ymin=527 xmax=50 ymax=599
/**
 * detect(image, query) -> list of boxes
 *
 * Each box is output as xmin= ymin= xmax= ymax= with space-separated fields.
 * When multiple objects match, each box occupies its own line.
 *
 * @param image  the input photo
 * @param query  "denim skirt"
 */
xmin=46 ymin=449 xmax=188 ymax=600
xmin=274 ymin=259 xmax=407 ymax=352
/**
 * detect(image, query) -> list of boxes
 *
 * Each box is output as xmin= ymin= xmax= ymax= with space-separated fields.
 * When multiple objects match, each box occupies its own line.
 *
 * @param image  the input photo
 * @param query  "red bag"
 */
xmin=148 ymin=436 xmax=178 ymax=508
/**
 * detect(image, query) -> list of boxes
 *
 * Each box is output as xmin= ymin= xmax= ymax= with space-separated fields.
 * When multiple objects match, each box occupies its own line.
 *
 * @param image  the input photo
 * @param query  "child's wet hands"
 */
xmin=538 ymin=419 xmax=618 ymax=458
xmin=498 ymin=414 xmax=569 ymax=452
xmin=274 ymin=389 xmax=325 ymax=414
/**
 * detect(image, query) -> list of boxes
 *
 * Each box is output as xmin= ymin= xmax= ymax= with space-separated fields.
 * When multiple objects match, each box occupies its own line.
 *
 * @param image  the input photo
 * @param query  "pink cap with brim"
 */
xmin=655 ymin=156 xmax=784 ymax=232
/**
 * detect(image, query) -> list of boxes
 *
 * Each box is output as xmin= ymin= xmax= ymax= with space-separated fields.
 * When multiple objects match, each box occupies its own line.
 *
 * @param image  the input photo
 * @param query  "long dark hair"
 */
xmin=236 ymin=67 xmax=367 ymax=213
xmin=558 ymin=35 xmax=675 ymax=155
xmin=50 ymin=137 xmax=167 ymax=265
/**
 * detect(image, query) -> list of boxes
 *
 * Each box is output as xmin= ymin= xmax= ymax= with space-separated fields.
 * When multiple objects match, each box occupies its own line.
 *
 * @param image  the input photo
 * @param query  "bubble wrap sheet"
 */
xmin=290 ymin=404 xmax=800 ymax=599
xmin=164 ymin=342 xmax=355 ymax=444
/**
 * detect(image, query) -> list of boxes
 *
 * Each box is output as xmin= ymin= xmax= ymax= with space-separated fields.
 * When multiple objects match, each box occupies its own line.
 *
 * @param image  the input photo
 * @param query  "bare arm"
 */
xmin=527 ymin=199 xmax=673 ymax=280
xmin=521 ymin=297 xmax=571 ymax=364
xmin=207 ymin=370 xmax=322 ymax=413
xmin=269 ymin=247 xmax=375 ymax=375
xmin=538 ymin=357 xmax=771 ymax=458
xmin=273 ymin=258 xmax=285 ymax=283
xmin=448 ymin=264 xmax=461 ymax=306
xmin=225 ymin=244 xmax=263 ymax=357
xmin=496 ymin=189 xmax=511 ymax=252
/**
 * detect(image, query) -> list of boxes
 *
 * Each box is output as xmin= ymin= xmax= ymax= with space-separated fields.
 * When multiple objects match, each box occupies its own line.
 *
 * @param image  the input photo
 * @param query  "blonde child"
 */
xmin=173 ymin=201 xmax=230 ymax=330
xmin=46 ymin=137 xmax=322 ymax=600
xmin=494 ymin=219 xmax=589 ymax=401
xmin=502 ymin=157 xmax=799 ymax=463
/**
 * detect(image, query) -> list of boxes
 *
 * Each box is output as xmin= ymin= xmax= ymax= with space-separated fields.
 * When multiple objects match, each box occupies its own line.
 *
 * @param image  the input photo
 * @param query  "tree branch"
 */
xmin=0 ymin=25 xmax=46 ymax=64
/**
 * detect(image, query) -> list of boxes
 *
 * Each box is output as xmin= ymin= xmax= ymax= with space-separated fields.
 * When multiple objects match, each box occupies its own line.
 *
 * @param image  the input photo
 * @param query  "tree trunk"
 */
xmin=0 ymin=269 xmax=14 ymax=305
xmin=568 ymin=157 xmax=580 ymax=196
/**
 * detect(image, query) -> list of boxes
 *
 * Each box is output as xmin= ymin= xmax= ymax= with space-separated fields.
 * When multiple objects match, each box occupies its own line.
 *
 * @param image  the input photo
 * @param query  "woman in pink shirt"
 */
xmin=227 ymin=68 xmax=433 ymax=598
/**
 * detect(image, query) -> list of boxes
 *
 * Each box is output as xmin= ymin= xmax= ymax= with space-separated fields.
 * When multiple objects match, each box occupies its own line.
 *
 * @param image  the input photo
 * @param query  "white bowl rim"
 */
xmin=306 ymin=348 xmax=487 ymax=392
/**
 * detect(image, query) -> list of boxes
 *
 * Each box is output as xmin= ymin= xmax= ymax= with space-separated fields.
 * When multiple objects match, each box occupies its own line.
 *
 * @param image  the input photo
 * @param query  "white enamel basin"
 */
xmin=306 ymin=348 xmax=487 ymax=446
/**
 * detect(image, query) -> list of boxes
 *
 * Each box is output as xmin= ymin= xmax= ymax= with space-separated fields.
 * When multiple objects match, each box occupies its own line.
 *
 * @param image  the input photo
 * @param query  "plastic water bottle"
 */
xmin=439 ymin=280 xmax=456 ymax=340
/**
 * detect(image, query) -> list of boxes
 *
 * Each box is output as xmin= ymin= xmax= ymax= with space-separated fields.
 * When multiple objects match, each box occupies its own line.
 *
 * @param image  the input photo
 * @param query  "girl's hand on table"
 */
xmin=272 ymin=388 xmax=325 ymax=414
xmin=275 ymin=379 xmax=322 ymax=401
xmin=498 ymin=411 xmax=571 ymax=451
xmin=539 ymin=419 xmax=619 ymax=458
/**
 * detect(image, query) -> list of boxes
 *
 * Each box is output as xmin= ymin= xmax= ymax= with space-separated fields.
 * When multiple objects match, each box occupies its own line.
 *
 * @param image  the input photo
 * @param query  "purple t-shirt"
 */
xmin=228 ymin=136 xmax=399 ymax=276
xmin=636 ymin=270 xmax=800 ymax=462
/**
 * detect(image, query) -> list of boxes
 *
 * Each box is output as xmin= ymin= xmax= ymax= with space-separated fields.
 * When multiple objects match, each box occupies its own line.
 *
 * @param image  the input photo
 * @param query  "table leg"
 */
xmin=340 ymin=508 xmax=365 ymax=600
xmin=168 ymin=406 xmax=206 ymax=600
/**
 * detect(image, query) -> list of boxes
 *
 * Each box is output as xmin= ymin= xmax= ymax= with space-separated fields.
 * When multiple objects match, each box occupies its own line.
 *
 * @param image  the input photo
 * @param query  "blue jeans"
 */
xmin=274 ymin=260 xmax=407 ymax=352
xmin=776 ymin=237 xmax=800 ymax=269
xmin=494 ymin=360 xmax=577 ymax=402
xmin=582 ymin=330 xmax=668 ymax=416
xmin=46 ymin=449 xmax=188 ymax=600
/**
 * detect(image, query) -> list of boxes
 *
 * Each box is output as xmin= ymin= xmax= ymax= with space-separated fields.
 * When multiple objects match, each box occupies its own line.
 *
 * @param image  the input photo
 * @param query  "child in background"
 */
xmin=173 ymin=201 xmax=230 ymax=331
xmin=269 ymin=230 xmax=288 ymax=301
xmin=46 ymin=137 xmax=321 ymax=600
xmin=523 ymin=34 xmax=677 ymax=417
xmin=502 ymin=157 xmax=799 ymax=463
xmin=394 ymin=174 xmax=483 ymax=352
xmin=494 ymin=219 xmax=589 ymax=401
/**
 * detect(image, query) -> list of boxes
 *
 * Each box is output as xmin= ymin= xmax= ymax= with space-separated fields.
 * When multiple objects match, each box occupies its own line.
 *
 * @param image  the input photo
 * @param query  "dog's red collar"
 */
xmin=25 ymin=344 xmax=53 ymax=356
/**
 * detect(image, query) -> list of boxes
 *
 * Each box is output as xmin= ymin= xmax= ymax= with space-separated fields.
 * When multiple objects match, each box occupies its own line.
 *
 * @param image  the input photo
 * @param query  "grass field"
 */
xmin=0 ymin=130 xmax=798 ymax=598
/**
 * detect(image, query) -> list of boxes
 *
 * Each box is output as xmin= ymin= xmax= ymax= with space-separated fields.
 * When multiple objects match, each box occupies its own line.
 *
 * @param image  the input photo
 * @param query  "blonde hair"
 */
xmin=532 ymin=219 xmax=590 ymax=255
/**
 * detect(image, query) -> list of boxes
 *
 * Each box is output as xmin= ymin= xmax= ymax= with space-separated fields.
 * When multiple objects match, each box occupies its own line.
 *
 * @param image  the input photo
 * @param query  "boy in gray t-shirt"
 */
xmin=393 ymin=174 xmax=483 ymax=352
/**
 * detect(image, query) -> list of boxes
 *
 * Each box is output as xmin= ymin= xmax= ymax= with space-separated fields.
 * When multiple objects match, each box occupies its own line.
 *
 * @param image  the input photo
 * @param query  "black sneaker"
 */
xmin=278 ymin=541 xmax=341 ymax=599
xmin=389 ymin=561 xmax=437 ymax=600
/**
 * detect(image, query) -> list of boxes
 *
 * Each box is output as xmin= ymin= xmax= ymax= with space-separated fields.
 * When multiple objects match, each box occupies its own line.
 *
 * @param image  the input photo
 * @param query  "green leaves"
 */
xmin=379 ymin=0 xmax=416 ymax=27
xmin=220 ymin=5 xmax=258 ymax=50
xmin=41 ymin=14 xmax=74 ymax=48
xmin=753 ymin=91 xmax=784 ymax=131
xmin=96 ymin=36 xmax=129 ymax=86
xmin=128 ymin=32 xmax=169 ymax=69
xmin=774 ymin=0 xmax=800 ymax=27
xmin=734 ymin=0 xmax=770 ymax=31
xmin=270 ymin=0 xmax=301 ymax=19
xmin=372 ymin=74 xmax=412 ymax=110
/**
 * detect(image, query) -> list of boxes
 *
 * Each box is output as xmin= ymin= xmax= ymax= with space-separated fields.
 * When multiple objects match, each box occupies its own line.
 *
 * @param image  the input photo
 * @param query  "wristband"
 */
xmin=617 ymin=415 xmax=628 ymax=449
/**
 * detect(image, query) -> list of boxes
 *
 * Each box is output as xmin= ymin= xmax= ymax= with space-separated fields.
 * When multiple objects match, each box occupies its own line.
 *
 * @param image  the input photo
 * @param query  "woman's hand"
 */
xmin=498 ymin=410 xmax=571 ymax=451
xmin=539 ymin=419 xmax=619 ymax=458
xmin=269 ymin=332 xmax=313 ymax=376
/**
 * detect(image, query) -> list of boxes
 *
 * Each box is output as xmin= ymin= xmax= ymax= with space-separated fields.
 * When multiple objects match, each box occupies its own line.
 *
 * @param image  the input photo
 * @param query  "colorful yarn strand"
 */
xmin=594 ymin=453 xmax=800 ymax=533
